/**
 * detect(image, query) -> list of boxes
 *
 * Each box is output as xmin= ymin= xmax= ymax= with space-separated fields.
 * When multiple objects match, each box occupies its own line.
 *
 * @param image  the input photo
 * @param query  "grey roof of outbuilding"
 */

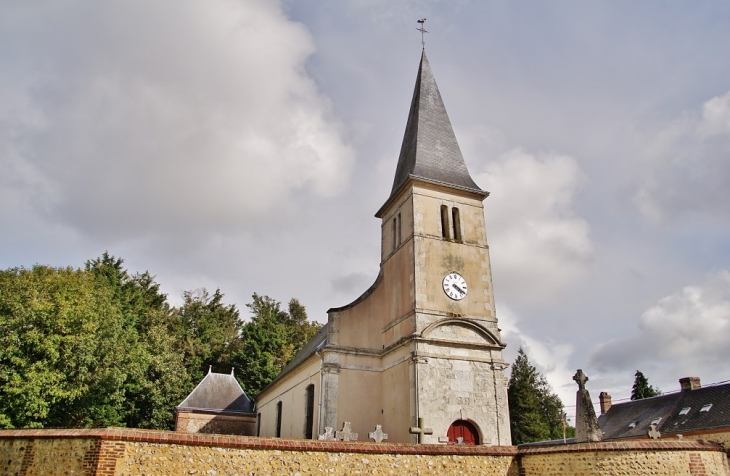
xmin=255 ymin=324 xmax=328 ymax=399
xmin=598 ymin=382 xmax=730 ymax=440
xmin=177 ymin=370 xmax=254 ymax=413
xmin=377 ymin=52 xmax=486 ymax=217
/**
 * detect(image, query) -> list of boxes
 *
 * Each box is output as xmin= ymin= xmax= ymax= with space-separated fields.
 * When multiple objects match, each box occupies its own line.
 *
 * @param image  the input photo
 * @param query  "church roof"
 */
xmin=256 ymin=323 xmax=328 ymax=398
xmin=177 ymin=369 xmax=254 ymax=413
xmin=377 ymin=51 xmax=486 ymax=217
xmin=598 ymin=380 xmax=730 ymax=440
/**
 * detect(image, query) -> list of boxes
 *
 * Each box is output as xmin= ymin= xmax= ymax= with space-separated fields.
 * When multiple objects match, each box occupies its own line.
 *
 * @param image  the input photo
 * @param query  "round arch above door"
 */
xmin=447 ymin=419 xmax=480 ymax=445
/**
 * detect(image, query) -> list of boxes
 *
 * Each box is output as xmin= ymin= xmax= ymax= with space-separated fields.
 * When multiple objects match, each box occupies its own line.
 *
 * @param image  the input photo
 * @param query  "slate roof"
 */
xmin=177 ymin=370 xmax=254 ymax=413
xmin=256 ymin=323 xmax=328 ymax=398
xmin=377 ymin=52 xmax=486 ymax=217
xmin=598 ymin=381 xmax=730 ymax=440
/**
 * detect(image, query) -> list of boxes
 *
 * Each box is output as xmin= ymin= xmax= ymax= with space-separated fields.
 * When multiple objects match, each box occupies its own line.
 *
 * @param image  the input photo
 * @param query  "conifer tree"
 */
xmin=630 ymin=370 xmax=661 ymax=400
xmin=508 ymin=348 xmax=572 ymax=444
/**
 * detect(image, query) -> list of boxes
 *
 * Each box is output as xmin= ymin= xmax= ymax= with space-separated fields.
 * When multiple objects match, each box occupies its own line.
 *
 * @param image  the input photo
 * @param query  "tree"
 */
xmin=508 ymin=348 xmax=573 ymax=445
xmin=170 ymin=288 xmax=242 ymax=388
xmin=630 ymin=370 xmax=661 ymax=400
xmin=0 ymin=255 xmax=190 ymax=430
xmin=233 ymin=294 xmax=322 ymax=398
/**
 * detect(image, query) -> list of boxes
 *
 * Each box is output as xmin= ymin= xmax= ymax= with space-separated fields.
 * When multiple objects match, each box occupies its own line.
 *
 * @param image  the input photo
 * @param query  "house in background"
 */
xmin=598 ymin=377 xmax=730 ymax=446
xmin=175 ymin=368 xmax=256 ymax=436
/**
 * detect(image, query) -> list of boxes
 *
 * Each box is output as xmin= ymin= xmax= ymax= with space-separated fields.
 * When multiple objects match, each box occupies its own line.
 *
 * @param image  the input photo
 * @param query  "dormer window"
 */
xmin=651 ymin=417 xmax=661 ymax=425
xmin=700 ymin=404 xmax=712 ymax=412
xmin=628 ymin=421 xmax=637 ymax=428
xmin=679 ymin=407 xmax=691 ymax=416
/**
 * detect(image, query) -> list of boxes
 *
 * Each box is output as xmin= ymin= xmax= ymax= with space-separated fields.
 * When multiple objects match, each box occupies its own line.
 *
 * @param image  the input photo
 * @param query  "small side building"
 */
xmin=598 ymin=377 xmax=730 ymax=446
xmin=175 ymin=368 xmax=256 ymax=436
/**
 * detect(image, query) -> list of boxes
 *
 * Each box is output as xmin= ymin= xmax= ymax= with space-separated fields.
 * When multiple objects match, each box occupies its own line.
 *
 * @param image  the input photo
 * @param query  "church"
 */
xmin=254 ymin=51 xmax=511 ymax=446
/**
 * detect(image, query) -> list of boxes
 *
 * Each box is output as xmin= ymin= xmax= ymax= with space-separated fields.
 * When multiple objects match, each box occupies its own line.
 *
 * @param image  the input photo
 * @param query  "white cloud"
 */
xmin=635 ymin=89 xmax=730 ymax=221
xmin=0 ymin=0 xmax=354 ymax=240
xmin=474 ymin=149 xmax=592 ymax=307
xmin=499 ymin=304 xmax=576 ymax=410
xmin=590 ymin=271 xmax=730 ymax=382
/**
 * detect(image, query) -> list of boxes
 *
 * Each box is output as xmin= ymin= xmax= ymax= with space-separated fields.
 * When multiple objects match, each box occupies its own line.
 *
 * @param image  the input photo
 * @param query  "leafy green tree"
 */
xmin=0 ymin=255 xmax=190 ymax=430
xmin=630 ymin=370 xmax=661 ymax=400
xmin=171 ymin=288 xmax=242 ymax=388
xmin=508 ymin=347 xmax=573 ymax=444
xmin=0 ymin=265 xmax=134 ymax=428
xmin=233 ymin=294 xmax=321 ymax=398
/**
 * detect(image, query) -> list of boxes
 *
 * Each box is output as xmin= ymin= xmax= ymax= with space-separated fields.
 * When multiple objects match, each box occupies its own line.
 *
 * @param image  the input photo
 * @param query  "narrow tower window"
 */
xmin=440 ymin=205 xmax=450 ymax=239
xmin=275 ymin=401 xmax=283 ymax=437
xmin=304 ymin=384 xmax=315 ymax=439
xmin=452 ymin=207 xmax=462 ymax=241
xmin=397 ymin=212 xmax=402 ymax=246
xmin=392 ymin=216 xmax=397 ymax=251
xmin=256 ymin=413 xmax=261 ymax=436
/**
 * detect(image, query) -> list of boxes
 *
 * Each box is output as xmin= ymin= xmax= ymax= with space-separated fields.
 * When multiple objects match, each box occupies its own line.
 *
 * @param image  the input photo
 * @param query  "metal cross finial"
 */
xmin=416 ymin=18 xmax=428 ymax=49
xmin=573 ymin=369 xmax=589 ymax=391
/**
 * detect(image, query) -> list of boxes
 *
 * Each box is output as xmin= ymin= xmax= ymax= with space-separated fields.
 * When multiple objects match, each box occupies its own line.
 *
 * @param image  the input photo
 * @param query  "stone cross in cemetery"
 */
xmin=573 ymin=369 xmax=603 ymax=443
xmin=318 ymin=427 xmax=335 ymax=441
xmin=409 ymin=417 xmax=433 ymax=444
xmin=368 ymin=425 xmax=388 ymax=443
xmin=335 ymin=422 xmax=358 ymax=441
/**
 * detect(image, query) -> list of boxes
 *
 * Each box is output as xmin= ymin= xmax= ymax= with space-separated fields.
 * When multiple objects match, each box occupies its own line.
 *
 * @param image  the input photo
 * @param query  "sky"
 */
xmin=2 ymin=0 xmax=730 ymax=421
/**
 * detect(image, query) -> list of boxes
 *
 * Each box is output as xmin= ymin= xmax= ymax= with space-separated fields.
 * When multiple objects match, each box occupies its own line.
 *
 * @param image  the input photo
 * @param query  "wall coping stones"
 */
xmin=1 ymin=428 xmax=724 ymax=456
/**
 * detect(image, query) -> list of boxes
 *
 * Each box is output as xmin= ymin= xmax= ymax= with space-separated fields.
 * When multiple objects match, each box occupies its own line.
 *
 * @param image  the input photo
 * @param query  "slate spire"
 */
xmin=379 ymin=52 xmax=486 ymax=216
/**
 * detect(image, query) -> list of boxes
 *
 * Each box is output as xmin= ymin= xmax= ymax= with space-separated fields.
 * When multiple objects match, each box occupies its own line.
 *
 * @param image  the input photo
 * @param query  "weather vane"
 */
xmin=416 ymin=18 xmax=428 ymax=49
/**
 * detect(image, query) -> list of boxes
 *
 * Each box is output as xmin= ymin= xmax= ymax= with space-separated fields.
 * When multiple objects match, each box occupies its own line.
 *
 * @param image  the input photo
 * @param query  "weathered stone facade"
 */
xmin=256 ymin=52 xmax=511 ymax=446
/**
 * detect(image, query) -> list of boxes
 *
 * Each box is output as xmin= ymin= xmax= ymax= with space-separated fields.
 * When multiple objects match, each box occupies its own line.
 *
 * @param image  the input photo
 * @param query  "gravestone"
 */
xmin=409 ymin=417 xmax=433 ymax=444
xmin=318 ymin=427 xmax=335 ymax=441
xmin=368 ymin=425 xmax=388 ymax=443
xmin=335 ymin=422 xmax=358 ymax=441
xmin=573 ymin=369 xmax=602 ymax=443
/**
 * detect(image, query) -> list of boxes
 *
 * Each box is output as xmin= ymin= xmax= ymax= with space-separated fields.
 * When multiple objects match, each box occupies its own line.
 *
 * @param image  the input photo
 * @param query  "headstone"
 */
xmin=335 ymin=422 xmax=358 ymax=441
xmin=573 ymin=369 xmax=602 ymax=443
xmin=368 ymin=425 xmax=388 ymax=443
xmin=318 ymin=427 xmax=335 ymax=441
xmin=648 ymin=424 xmax=661 ymax=440
xmin=408 ymin=417 xmax=433 ymax=444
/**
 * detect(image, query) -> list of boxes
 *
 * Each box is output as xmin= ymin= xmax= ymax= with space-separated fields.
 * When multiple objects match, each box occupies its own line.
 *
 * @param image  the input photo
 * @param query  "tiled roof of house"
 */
xmin=598 ymin=379 xmax=730 ymax=440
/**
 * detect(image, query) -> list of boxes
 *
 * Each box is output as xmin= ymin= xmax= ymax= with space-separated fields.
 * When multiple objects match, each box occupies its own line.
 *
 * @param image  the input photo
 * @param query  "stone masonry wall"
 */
xmin=1 ymin=428 xmax=727 ymax=476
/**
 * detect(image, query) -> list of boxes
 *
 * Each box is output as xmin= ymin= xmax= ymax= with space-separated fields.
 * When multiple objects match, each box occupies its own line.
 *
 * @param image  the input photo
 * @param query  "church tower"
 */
xmin=255 ymin=52 xmax=511 ymax=446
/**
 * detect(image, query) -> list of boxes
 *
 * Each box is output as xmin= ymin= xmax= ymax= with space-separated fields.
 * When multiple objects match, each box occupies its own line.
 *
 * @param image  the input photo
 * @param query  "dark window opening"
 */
xmin=397 ymin=212 xmax=402 ymax=246
xmin=452 ymin=207 xmax=462 ymax=241
xmin=392 ymin=216 xmax=397 ymax=251
xmin=305 ymin=384 xmax=315 ymax=439
xmin=256 ymin=412 xmax=261 ymax=436
xmin=275 ymin=401 xmax=283 ymax=438
xmin=440 ymin=205 xmax=450 ymax=239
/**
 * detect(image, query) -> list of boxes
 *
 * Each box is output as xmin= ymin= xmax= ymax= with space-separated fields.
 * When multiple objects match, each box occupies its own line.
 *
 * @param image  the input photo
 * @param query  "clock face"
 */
xmin=442 ymin=272 xmax=468 ymax=301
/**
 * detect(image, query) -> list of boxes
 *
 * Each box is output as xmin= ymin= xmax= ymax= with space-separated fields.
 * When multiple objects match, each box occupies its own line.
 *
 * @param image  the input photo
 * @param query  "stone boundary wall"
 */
xmin=1 ymin=428 xmax=727 ymax=475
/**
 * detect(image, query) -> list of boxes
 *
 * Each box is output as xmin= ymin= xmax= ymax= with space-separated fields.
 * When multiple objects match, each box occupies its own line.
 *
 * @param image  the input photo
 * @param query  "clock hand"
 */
xmin=452 ymin=284 xmax=465 ymax=295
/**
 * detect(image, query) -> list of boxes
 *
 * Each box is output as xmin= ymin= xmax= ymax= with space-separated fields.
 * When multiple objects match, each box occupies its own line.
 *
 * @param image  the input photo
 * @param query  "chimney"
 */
xmin=679 ymin=377 xmax=701 ymax=391
xmin=599 ymin=391 xmax=612 ymax=414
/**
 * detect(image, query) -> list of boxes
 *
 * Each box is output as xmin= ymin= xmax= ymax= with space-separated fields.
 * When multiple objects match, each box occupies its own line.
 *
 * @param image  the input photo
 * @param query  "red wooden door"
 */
xmin=447 ymin=420 xmax=479 ymax=445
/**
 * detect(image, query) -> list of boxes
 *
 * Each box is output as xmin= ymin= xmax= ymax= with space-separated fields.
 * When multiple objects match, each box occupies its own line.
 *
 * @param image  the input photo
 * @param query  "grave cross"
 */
xmin=368 ymin=425 xmax=388 ymax=443
xmin=318 ymin=427 xmax=335 ymax=441
xmin=573 ymin=369 xmax=589 ymax=391
xmin=409 ymin=417 xmax=433 ymax=444
xmin=335 ymin=422 xmax=358 ymax=441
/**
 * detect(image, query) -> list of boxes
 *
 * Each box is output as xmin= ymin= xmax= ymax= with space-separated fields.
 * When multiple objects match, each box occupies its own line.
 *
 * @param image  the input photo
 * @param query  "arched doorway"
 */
xmin=447 ymin=420 xmax=480 ymax=445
